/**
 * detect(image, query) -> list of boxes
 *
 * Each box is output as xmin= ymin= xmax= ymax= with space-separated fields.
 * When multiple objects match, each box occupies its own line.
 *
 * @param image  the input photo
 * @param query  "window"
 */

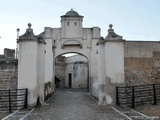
xmin=75 ymin=22 xmax=77 ymax=26
xmin=67 ymin=22 xmax=69 ymax=26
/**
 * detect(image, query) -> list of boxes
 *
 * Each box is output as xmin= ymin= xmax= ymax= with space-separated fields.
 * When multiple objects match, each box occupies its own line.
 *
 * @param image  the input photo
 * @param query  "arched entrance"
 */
xmin=17 ymin=9 xmax=100 ymax=106
xmin=54 ymin=52 xmax=89 ymax=90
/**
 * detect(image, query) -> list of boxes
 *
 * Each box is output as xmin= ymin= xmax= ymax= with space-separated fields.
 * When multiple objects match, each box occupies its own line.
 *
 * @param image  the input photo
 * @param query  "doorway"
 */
xmin=68 ymin=73 xmax=72 ymax=88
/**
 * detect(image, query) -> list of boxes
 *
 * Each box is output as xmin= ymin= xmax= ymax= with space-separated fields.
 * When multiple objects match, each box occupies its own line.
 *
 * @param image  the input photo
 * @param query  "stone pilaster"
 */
xmin=37 ymin=37 xmax=46 ymax=105
xmin=97 ymin=37 xmax=106 ymax=105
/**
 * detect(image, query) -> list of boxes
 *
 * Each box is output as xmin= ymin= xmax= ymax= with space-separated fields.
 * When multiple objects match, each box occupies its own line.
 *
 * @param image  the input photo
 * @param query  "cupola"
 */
xmin=61 ymin=8 xmax=83 ymax=18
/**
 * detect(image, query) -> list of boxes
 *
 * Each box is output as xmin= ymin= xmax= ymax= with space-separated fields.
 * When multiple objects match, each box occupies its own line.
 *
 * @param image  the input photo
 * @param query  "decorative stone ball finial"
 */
xmin=16 ymin=28 xmax=20 ymax=32
xmin=109 ymin=24 xmax=113 ymax=29
xmin=28 ymin=23 xmax=32 ymax=29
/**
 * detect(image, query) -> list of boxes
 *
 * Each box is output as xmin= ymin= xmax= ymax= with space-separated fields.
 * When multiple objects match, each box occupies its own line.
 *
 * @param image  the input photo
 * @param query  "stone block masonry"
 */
xmin=125 ymin=42 xmax=160 ymax=86
xmin=0 ymin=60 xmax=18 ymax=90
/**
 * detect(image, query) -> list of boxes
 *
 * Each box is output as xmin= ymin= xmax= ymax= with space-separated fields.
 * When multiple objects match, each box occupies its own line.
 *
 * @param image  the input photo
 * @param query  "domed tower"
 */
xmin=60 ymin=9 xmax=83 ymax=39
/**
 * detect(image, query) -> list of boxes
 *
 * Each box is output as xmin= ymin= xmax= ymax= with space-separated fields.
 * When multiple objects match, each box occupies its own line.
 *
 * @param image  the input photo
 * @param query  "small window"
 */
xmin=75 ymin=22 xmax=77 ymax=26
xmin=67 ymin=22 xmax=69 ymax=26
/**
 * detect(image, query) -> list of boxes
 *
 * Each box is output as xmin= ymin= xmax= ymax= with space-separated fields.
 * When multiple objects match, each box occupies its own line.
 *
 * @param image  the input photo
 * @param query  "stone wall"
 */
xmin=65 ymin=55 xmax=88 ymax=88
xmin=72 ymin=62 xmax=88 ymax=88
xmin=55 ymin=55 xmax=88 ymax=88
xmin=124 ymin=41 xmax=160 ymax=86
xmin=55 ymin=65 xmax=65 ymax=88
xmin=55 ymin=56 xmax=66 ymax=88
xmin=0 ymin=60 xmax=18 ymax=89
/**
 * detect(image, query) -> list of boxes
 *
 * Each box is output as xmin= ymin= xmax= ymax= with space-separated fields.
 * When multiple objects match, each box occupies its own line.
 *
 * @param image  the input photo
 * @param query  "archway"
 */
xmin=54 ymin=52 xmax=89 ymax=90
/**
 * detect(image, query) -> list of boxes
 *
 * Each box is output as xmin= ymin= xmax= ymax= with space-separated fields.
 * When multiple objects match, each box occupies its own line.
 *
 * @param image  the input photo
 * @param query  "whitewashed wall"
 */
xmin=65 ymin=55 xmax=88 ymax=88
xmin=18 ymin=40 xmax=38 ymax=106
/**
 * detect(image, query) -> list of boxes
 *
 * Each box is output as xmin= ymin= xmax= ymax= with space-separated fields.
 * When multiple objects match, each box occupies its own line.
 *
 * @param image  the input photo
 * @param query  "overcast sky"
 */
xmin=0 ymin=0 xmax=160 ymax=50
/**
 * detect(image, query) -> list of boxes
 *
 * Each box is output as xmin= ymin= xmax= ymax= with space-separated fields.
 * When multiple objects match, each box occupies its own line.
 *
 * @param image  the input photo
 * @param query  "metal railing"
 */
xmin=116 ymin=84 xmax=160 ymax=108
xmin=0 ymin=88 xmax=28 ymax=112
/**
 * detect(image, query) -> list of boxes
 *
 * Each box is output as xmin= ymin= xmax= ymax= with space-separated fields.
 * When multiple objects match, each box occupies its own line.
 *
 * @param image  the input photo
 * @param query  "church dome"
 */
xmin=61 ymin=8 xmax=83 ymax=17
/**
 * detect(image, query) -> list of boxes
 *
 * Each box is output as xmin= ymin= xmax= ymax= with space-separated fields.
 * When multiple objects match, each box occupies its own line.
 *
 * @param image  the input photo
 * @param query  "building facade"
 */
xmin=17 ymin=9 xmax=160 ymax=107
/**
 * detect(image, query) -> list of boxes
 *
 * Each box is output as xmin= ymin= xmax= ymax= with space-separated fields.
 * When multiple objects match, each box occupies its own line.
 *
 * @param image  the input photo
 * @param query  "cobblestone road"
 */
xmin=25 ymin=89 xmax=127 ymax=120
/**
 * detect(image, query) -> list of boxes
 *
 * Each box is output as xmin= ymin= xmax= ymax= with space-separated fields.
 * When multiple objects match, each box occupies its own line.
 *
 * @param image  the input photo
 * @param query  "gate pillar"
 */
xmin=97 ymin=24 xmax=125 ymax=105
xmin=17 ymin=23 xmax=45 ymax=107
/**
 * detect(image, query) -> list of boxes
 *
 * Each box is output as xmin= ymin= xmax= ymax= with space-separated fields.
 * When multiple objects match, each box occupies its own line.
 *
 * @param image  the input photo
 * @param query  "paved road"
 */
xmin=25 ymin=89 xmax=127 ymax=120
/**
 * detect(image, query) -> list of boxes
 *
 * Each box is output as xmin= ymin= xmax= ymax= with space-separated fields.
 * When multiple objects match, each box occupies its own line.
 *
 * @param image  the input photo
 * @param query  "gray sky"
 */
xmin=0 ymin=0 xmax=160 ymax=50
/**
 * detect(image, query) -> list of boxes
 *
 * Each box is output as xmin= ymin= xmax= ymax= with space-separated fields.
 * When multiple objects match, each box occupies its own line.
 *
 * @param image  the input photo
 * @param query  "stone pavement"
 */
xmin=25 ymin=89 xmax=127 ymax=120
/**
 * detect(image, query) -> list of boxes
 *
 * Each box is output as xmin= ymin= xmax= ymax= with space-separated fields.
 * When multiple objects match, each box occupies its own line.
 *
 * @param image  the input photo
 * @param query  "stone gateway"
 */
xmin=17 ymin=9 xmax=160 ymax=107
